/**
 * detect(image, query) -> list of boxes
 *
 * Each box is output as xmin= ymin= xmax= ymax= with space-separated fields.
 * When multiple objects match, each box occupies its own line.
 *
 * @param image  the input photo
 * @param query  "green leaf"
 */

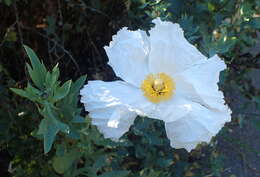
xmin=45 ymin=72 xmax=52 ymax=88
xmin=71 ymin=115 xmax=85 ymax=123
xmin=26 ymin=63 xmax=41 ymax=89
xmin=23 ymin=45 xmax=47 ymax=89
xmin=53 ymin=119 xmax=70 ymax=134
xmin=60 ymin=75 xmax=86 ymax=111
xmin=53 ymin=80 xmax=72 ymax=102
xmin=52 ymin=150 xmax=79 ymax=174
xmin=67 ymin=128 xmax=80 ymax=139
xmin=51 ymin=64 xmax=60 ymax=83
xmin=45 ymin=64 xmax=60 ymax=89
xmin=71 ymin=75 xmax=87 ymax=94
xmin=10 ymin=88 xmax=31 ymax=99
xmin=37 ymin=118 xmax=59 ymax=154
xmin=37 ymin=104 xmax=70 ymax=153
xmin=26 ymin=83 xmax=41 ymax=95
xmin=98 ymin=171 xmax=129 ymax=177
xmin=46 ymin=105 xmax=70 ymax=134
xmin=11 ymin=85 xmax=41 ymax=102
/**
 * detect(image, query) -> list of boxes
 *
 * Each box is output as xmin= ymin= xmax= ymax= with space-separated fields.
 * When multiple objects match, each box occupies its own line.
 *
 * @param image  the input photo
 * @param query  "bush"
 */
xmin=0 ymin=0 xmax=259 ymax=176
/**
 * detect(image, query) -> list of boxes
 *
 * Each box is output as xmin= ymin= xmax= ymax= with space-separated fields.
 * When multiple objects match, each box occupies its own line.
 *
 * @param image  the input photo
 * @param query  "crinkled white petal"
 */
xmin=177 ymin=55 xmax=228 ymax=111
xmin=148 ymin=95 xmax=194 ymax=123
xmin=89 ymin=106 xmax=137 ymax=140
xmin=80 ymin=81 xmax=147 ymax=140
xmin=80 ymin=80 xmax=197 ymax=132
xmin=148 ymin=18 xmax=206 ymax=76
xmin=80 ymin=80 xmax=153 ymax=115
xmin=104 ymin=27 xmax=150 ymax=87
xmin=165 ymin=102 xmax=231 ymax=152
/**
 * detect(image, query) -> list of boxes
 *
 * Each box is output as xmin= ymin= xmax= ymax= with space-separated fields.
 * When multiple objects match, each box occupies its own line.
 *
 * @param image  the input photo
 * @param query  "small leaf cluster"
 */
xmin=11 ymin=45 xmax=86 ymax=154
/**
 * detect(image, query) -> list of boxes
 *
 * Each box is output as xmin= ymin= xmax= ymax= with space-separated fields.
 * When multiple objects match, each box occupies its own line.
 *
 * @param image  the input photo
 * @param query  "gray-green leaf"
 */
xmin=52 ymin=150 xmax=79 ymax=174
xmin=37 ymin=118 xmax=59 ymax=154
xmin=53 ymin=80 xmax=72 ymax=102
xmin=24 ymin=45 xmax=47 ymax=89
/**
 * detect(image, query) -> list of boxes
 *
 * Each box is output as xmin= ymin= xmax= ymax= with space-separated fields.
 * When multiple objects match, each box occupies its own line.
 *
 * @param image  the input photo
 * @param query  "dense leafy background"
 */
xmin=0 ymin=0 xmax=259 ymax=177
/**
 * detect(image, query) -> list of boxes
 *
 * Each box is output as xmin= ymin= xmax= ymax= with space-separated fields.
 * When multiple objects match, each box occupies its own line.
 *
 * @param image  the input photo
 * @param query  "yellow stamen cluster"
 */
xmin=141 ymin=73 xmax=175 ymax=103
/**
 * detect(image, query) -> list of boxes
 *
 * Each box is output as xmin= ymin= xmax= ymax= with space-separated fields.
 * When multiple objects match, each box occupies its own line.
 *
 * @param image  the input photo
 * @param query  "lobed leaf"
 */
xmin=53 ymin=80 xmax=72 ymax=102
xmin=23 ymin=45 xmax=47 ymax=89
xmin=38 ymin=118 xmax=59 ymax=154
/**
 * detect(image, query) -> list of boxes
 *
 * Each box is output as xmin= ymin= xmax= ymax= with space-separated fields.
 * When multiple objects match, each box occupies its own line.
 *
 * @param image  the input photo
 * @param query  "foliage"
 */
xmin=11 ymin=45 xmax=86 ymax=154
xmin=0 ymin=0 xmax=259 ymax=177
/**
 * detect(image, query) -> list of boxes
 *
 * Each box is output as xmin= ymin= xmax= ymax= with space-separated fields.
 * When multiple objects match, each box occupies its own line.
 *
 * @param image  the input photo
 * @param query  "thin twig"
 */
xmin=21 ymin=25 xmax=81 ymax=74
xmin=13 ymin=1 xmax=24 ymax=46
xmin=86 ymin=29 xmax=103 ymax=63
xmin=79 ymin=0 xmax=110 ymax=19
xmin=57 ymin=0 xmax=64 ymax=45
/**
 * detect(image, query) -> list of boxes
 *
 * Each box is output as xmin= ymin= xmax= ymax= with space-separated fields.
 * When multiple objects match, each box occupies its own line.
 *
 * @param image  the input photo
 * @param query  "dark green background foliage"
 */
xmin=0 ymin=0 xmax=260 ymax=177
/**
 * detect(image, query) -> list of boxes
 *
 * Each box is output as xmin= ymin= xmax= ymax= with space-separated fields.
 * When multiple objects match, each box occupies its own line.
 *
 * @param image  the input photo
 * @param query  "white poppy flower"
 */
xmin=80 ymin=18 xmax=231 ymax=152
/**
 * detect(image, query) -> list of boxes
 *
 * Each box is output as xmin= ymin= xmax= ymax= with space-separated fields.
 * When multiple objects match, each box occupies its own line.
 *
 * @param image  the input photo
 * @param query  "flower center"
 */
xmin=153 ymin=78 xmax=165 ymax=91
xmin=141 ymin=73 xmax=175 ymax=103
